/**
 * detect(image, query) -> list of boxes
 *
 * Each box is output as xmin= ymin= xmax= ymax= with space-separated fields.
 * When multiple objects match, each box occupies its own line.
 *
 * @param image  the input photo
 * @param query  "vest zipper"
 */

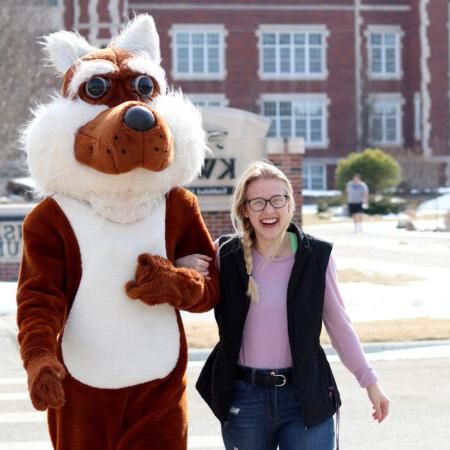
xmin=287 ymin=300 xmax=308 ymax=430
xmin=286 ymin=229 xmax=310 ymax=430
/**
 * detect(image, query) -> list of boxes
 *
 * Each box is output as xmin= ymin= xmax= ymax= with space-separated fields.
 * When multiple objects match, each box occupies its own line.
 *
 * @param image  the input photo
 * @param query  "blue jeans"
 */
xmin=221 ymin=369 xmax=335 ymax=450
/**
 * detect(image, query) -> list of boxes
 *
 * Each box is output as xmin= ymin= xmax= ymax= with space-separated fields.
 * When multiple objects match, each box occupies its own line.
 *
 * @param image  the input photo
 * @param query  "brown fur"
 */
xmin=26 ymin=353 xmax=66 ymax=411
xmin=61 ymin=48 xmax=161 ymax=105
xmin=47 ymin=312 xmax=189 ymax=450
xmin=17 ymin=188 xmax=218 ymax=449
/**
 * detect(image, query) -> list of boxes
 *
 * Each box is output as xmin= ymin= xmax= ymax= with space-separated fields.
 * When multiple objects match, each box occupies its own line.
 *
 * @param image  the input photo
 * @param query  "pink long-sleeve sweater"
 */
xmin=216 ymin=243 xmax=378 ymax=389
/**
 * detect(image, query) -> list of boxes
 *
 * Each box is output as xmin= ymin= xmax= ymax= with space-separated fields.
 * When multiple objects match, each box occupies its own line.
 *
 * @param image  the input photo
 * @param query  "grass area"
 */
xmin=185 ymin=318 xmax=450 ymax=349
xmin=302 ymin=213 xmax=342 ymax=226
xmin=340 ymin=318 xmax=450 ymax=344
xmin=337 ymin=269 xmax=423 ymax=285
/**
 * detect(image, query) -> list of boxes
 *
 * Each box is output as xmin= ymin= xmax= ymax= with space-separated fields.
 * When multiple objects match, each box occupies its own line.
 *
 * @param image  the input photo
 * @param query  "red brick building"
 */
xmin=2 ymin=0 xmax=449 ymax=281
xmin=56 ymin=0 xmax=450 ymax=191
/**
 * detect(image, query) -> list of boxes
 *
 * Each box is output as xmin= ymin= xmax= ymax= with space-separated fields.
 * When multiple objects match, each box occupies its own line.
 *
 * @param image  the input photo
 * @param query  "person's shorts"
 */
xmin=348 ymin=202 xmax=363 ymax=215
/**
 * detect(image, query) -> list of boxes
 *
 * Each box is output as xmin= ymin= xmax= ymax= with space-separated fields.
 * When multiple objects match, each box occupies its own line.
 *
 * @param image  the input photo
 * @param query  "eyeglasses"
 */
xmin=245 ymin=194 xmax=289 ymax=212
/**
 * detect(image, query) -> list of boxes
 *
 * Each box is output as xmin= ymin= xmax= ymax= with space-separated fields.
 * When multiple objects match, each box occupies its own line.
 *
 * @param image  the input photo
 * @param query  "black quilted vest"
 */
xmin=196 ymin=223 xmax=341 ymax=428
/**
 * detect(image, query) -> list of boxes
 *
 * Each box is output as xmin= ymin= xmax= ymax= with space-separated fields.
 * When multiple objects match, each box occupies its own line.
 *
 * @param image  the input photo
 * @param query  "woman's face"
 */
xmin=244 ymin=177 xmax=290 ymax=244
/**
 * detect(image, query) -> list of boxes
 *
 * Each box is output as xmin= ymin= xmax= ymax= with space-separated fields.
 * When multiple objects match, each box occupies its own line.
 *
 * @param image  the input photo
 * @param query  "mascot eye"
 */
xmin=85 ymin=77 xmax=110 ymax=99
xmin=132 ymin=75 xmax=154 ymax=99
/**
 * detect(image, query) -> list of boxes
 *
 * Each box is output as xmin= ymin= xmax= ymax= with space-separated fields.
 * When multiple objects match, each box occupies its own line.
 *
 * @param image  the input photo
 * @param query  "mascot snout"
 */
xmin=74 ymin=101 xmax=174 ymax=174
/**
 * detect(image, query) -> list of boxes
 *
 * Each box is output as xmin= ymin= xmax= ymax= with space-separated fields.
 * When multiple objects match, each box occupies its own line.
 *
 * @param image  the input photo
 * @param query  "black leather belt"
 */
xmin=236 ymin=366 xmax=292 ymax=387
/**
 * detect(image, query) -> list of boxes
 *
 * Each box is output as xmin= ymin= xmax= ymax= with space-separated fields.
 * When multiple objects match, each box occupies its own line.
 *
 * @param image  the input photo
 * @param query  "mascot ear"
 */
xmin=111 ymin=14 xmax=161 ymax=62
xmin=43 ymin=31 xmax=95 ymax=75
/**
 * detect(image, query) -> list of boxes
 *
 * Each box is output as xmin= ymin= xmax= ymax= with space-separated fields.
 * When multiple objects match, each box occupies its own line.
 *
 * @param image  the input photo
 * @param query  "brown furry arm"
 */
xmin=126 ymin=254 xmax=217 ymax=312
xmin=16 ymin=201 xmax=69 ymax=410
xmin=126 ymin=192 xmax=218 ymax=312
xmin=173 ymin=192 xmax=219 ymax=312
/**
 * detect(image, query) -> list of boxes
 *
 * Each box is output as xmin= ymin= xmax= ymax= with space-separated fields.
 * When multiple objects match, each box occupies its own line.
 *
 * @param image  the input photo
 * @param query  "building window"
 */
xmin=414 ymin=92 xmax=421 ymax=141
xmin=257 ymin=25 xmax=328 ymax=80
xmin=369 ymin=95 xmax=403 ymax=146
xmin=170 ymin=25 xmax=226 ymax=80
xmin=367 ymin=27 xmax=402 ymax=79
xmin=303 ymin=164 xmax=327 ymax=190
xmin=187 ymin=93 xmax=228 ymax=107
xmin=261 ymin=95 xmax=328 ymax=148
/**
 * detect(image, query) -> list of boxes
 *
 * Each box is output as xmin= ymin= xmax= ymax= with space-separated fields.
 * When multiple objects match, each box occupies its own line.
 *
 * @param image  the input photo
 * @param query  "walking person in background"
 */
xmin=177 ymin=161 xmax=389 ymax=450
xmin=346 ymin=173 xmax=369 ymax=232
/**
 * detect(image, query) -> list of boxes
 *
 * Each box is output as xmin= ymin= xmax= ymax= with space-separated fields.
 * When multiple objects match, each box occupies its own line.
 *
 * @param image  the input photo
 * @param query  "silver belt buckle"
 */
xmin=270 ymin=371 xmax=287 ymax=387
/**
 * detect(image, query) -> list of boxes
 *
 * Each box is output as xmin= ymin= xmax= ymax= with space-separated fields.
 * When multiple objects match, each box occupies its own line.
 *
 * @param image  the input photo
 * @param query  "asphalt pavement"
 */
xmin=1 ymin=320 xmax=450 ymax=450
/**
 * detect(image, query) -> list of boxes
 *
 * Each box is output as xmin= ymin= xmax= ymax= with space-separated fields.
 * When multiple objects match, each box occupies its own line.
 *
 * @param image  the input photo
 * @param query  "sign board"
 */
xmin=189 ymin=107 xmax=271 ymax=211
xmin=0 ymin=204 xmax=33 ymax=263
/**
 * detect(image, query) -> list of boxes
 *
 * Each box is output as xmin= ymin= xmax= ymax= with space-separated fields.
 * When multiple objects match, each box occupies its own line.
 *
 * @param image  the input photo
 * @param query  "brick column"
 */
xmin=201 ymin=210 xmax=233 ymax=241
xmin=268 ymin=153 xmax=303 ymax=227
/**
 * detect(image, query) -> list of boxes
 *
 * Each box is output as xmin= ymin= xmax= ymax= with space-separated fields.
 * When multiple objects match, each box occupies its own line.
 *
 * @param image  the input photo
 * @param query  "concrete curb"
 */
xmin=3 ymin=314 xmax=449 ymax=363
xmin=187 ymin=339 xmax=450 ymax=362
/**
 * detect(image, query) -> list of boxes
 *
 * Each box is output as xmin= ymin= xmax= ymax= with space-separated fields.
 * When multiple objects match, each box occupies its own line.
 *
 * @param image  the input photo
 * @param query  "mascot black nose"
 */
xmin=123 ymin=106 xmax=156 ymax=131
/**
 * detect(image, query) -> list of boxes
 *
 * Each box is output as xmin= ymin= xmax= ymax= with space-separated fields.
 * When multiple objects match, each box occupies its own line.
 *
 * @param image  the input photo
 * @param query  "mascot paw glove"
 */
xmin=126 ymin=253 xmax=207 ymax=309
xmin=126 ymin=254 xmax=176 ymax=305
xmin=26 ymin=354 xmax=66 ymax=411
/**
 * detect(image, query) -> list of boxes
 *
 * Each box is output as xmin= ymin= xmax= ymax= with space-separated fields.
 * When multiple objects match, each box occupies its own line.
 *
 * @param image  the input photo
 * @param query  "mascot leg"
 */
xmin=47 ymin=361 xmax=188 ymax=450
xmin=117 ymin=376 xmax=188 ymax=450
xmin=48 ymin=321 xmax=188 ymax=450
xmin=47 ymin=373 xmax=128 ymax=450
xmin=117 ymin=322 xmax=189 ymax=450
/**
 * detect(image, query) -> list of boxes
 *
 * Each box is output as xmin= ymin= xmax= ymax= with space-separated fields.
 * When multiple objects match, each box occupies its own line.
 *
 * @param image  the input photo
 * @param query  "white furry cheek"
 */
xmin=23 ymin=97 xmax=108 ymax=196
xmin=151 ymin=93 xmax=207 ymax=186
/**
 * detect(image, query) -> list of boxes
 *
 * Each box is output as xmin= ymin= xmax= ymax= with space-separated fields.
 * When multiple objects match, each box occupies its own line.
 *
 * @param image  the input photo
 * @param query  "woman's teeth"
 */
xmin=261 ymin=218 xmax=278 ymax=225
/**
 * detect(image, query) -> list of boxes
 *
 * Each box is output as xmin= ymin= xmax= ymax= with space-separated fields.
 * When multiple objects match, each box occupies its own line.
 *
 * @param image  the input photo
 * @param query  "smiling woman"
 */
xmin=177 ymin=160 xmax=390 ymax=450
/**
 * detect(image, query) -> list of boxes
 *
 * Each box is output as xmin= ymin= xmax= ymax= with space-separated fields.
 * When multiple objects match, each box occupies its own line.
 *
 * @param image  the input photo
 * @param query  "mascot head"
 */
xmin=22 ymin=15 xmax=206 ymax=222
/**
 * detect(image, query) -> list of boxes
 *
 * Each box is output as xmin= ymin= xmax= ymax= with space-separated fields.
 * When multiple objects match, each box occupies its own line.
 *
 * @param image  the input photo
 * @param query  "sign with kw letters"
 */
xmin=189 ymin=107 xmax=270 ymax=211
xmin=0 ymin=219 xmax=23 ymax=263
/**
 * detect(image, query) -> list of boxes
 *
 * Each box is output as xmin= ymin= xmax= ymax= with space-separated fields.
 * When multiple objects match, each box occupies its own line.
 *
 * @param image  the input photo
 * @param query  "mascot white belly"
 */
xmin=57 ymin=194 xmax=180 ymax=388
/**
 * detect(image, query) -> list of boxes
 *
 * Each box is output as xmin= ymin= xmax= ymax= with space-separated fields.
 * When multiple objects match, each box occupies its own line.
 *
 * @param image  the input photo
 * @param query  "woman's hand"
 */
xmin=366 ymin=383 xmax=389 ymax=423
xmin=175 ymin=254 xmax=211 ymax=277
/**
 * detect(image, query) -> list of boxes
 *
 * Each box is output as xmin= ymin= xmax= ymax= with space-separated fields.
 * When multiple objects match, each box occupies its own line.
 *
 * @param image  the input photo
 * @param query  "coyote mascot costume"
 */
xmin=17 ymin=14 xmax=218 ymax=450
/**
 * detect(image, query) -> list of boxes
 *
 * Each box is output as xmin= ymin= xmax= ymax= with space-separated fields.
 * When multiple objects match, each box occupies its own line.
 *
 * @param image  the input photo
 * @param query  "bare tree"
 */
xmin=395 ymin=148 xmax=442 ymax=191
xmin=0 ymin=0 xmax=60 ymax=182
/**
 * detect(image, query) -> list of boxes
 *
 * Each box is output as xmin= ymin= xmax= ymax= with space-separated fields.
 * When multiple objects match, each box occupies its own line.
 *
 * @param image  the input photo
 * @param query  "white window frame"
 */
xmin=414 ymin=92 xmax=422 ymax=141
xmin=186 ymin=93 xmax=229 ymax=107
xmin=366 ymin=25 xmax=404 ymax=80
xmin=368 ymin=93 xmax=404 ymax=147
xmin=256 ymin=24 xmax=329 ymax=80
xmin=170 ymin=24 xmax=227 ymax=80
xmin=303 ymin=163 xmax=327 ymax=190
xmin=260 ymin=93 xmax=330 ymax=149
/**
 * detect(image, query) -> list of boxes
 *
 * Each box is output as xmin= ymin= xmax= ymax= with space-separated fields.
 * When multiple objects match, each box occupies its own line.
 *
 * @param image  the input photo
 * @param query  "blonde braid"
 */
xmin=242 ymin=219 xmax=259 ymax=303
